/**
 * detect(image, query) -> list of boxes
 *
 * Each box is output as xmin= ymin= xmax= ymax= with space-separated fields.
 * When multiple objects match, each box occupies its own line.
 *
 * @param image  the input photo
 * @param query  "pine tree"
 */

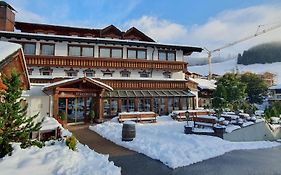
xmin=0 ymin=71 xmax=42 ymax=158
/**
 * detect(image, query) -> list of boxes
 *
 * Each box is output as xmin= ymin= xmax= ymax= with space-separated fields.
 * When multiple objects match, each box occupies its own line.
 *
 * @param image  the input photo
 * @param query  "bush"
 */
xmin=65 ymin=135 xmax=77 ymax=151
xmin=21 ymin=140 xmax=44 ymax=149
xmin=60 ymin=112 xmax=67 ymax=121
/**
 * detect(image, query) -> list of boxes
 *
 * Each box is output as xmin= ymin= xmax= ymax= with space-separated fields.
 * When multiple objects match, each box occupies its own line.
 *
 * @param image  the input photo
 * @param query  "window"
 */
xmin=100 ymin=48 xmax=110 ymax=57
xmin=65 ymin=68 xmax=79 ymax=77
xmin=101 ymin=69 xmax=115 ymax=77
xmin=39 ymin=67 xmax=53 ymax=76
xmin=27 ymin=68 xmax=34 ymax=75
xmin=83 ymin=68 xmax=95 ymax=77
xmin=138 ymin=98 xmax=151 ymax=112
xmin=41 ymin=43 xmax=55 ymax=55
xmin=22 ymin=43 xmax=36 ymax=55
xmin=158 ymin=50 xmax=176 ymax=61
xmin=139 ymin=70 xmax=151 ymax=78
xmin=127 ymin=49 xmax=147 ymax=59
xmin=163 ymin=71 xmax=172 ymax=78
xmin=120 ymin=69 xmax=131 ymax=77
xmin=112 ymin=48 xmax=122 ymax=58
xmin=99 ymin=47 xmax=122 ymax=58
xmin=82 ymin=47 xmax=94 ymax=57
xmin=68 ymin=45 xmax=94 ymax=57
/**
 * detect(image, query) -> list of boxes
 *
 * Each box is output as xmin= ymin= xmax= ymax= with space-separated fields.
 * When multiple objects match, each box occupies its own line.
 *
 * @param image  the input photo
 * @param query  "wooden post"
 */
xmin=134 ymin=98 xmax=138 ymax=111
xmin=150 ymin=97 xmax=154 ymax=112
xmin=95 ymin=89 xmax=105 ymax=123
xmin=164 ymin=97 xmax=168 ymax=114
xmin=117 ymin=98 xmax=122 ymax=113
xmin=53 ymin=88 xmax=59 ymax=119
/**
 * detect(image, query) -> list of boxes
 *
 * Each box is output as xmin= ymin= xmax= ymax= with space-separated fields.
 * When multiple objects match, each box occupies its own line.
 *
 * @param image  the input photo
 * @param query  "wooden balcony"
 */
xmin=25 ymin=55 xmax=187 ymax=71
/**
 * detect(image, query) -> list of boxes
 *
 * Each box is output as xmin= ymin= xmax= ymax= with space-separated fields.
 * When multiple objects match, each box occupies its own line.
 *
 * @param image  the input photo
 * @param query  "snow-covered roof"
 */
xmin=0 ymin=31 xmax=202 ymax=53
xmin=43 ymin=77 xmax=113 ymax=91
xmin=0 ymin=41 xmax=21 ymax=61
xmin=189 ymin=77 xmax=216 ymax=90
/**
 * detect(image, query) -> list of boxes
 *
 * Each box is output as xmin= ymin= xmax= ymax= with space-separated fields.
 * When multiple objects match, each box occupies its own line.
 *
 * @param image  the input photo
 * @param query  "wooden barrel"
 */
xmin=122 ymin=123 xmax=136 ymax=141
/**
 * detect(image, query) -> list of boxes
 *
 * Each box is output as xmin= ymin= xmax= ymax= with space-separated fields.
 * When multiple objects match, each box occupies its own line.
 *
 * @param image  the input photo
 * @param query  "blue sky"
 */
xmin=5 ymin=0 xmax=281 ymax=58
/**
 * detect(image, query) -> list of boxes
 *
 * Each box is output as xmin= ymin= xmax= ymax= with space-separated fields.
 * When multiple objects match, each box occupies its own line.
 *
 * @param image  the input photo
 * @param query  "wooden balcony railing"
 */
xmin=25 ymin=55 xmax=187 ymax=71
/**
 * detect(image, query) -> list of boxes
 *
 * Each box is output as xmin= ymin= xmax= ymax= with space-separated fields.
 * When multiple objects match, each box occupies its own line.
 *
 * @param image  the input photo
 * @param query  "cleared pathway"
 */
xmin=69 ymin=124 xmax=281 ymax=175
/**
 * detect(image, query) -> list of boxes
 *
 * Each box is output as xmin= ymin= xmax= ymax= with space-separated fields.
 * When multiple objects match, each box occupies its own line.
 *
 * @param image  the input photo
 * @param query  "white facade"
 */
xmin=22 ymin=84 xmax=51 ymax=122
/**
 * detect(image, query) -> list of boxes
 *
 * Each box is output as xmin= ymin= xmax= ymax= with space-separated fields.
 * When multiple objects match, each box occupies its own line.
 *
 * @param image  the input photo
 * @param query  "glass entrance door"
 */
xmin=67 ymin=98 xmax=77 ymax=123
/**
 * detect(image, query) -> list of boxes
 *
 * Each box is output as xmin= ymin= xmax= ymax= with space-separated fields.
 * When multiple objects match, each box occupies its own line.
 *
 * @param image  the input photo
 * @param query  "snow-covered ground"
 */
xmin=90 ymin=116 xmax=280 ymax=169
xmin=189 ymin=58 xmax=281 ymax=83
xmin=0 ymin=117 xmax=121 ymax=175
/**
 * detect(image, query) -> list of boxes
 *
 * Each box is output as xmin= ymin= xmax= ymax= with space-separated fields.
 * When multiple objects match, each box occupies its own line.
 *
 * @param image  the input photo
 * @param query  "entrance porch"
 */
xmin=43 ymin=77 xmax=113 ymax=124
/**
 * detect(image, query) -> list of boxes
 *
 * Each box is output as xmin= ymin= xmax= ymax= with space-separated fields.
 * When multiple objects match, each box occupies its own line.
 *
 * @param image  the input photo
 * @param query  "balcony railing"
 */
xmin=25 ymin=55 xmax=187 ymax=71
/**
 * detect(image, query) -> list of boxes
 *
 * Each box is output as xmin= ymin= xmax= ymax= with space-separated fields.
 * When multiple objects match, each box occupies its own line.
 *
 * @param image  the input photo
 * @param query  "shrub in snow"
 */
xmin=66 ymin=135 xmax=77 ymax=151
xmin=0 ymin=71 xmax=42 ymax=158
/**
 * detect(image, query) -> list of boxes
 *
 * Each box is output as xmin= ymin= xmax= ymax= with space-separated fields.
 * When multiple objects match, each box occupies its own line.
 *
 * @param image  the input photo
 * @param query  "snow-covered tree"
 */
xmin=0 ymin=71 xmax=42 ymax=158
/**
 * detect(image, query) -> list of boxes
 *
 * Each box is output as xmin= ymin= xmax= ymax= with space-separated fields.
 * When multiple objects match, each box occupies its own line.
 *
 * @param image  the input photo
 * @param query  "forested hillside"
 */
xmin=237 ymin=42 xmax=281 ymax=65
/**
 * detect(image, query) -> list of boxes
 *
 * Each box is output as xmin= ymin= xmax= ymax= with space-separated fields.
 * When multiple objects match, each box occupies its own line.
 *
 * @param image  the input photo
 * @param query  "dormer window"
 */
xmin=83 ymin=68 xmax=95 ymax=77
xmin=120 ymin=69 xmax=131 ymax=77
xmin=39 ymin=67 xmax=53 ymax=76
xmin=65 ymin=68 xmax=79 ymax=77
xmin=139 ymin=70 xmax=151 ymax=78
xmin=163 ymin=71 xmax=172 ymax=78
xmin=102 ymin=69 xmax=115 ymax=77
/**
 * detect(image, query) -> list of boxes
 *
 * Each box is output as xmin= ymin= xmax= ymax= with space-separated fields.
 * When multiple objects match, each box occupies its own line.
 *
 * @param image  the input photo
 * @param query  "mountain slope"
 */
xmin=188 ymin=58 xmax=281 ymax=84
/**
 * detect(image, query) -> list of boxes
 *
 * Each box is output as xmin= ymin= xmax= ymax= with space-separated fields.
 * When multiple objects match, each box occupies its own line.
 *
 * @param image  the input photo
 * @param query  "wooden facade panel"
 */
xmin=25 ymin=55 xmax=187 ymax=71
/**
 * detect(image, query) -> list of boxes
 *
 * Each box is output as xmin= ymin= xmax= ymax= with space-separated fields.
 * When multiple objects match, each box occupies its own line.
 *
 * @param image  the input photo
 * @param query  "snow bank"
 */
xmin=0 ymin=118 xmax=121 ymax=175
xmin=90 ymin=115 xmax=280 ymax=169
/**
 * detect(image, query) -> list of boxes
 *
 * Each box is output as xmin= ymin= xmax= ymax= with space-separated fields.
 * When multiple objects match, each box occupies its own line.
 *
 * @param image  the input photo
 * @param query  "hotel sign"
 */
xmin=75 ymin=92 xmax=97 ymax=97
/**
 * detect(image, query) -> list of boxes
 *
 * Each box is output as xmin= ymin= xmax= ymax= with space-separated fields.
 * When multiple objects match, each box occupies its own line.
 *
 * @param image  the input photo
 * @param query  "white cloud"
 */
xmin=125 ymin=4 xmax=281 ymax=58
xmin=125 ymin=16 xmax=188 ymax=43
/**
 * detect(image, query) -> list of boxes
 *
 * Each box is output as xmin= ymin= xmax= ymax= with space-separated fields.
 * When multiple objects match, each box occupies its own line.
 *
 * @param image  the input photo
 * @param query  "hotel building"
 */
xmin=0 ymin=1 xmax=202 ymax=124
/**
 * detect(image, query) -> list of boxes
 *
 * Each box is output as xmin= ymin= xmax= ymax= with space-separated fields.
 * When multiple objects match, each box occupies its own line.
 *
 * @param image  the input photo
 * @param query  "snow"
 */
xmin=189 ymin=77 xmax=216 ymax=90
xmin=0 ymin=120 xmax=121 ymax=175
xmin=90 ymin=115 xmax=280 ymax=169
xmin=0 ymin=41 xmax=21 ymax=61
xmin=242 ymin=121 xmax=255 ymax=127
xmin=119 ymin=111 xmax=155 ymax=115
xmin=189 ymin=58 xmax=281 ymax=83
xmin=225 ymin=125 xmax=241 ymax=133
xmin=40 ymin=117 xmax=60 ymax=131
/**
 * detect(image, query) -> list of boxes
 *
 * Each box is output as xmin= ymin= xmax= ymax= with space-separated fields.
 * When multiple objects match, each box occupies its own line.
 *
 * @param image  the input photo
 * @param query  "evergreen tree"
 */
xmin=212 ymin=73 xmax=246 ymax=111
xmin=240 ymin=72 xmax=268 ymax=104
xmin=0 ymin=71 xmax=42 ymax=158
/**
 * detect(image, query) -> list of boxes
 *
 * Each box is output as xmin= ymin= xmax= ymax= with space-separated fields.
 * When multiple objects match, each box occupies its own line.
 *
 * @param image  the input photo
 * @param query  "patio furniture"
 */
xmin=122 ymin=122 xmax=136 ymax=141
xmin=193 ymin=116 xmax=217 ymax=128
xmin=171 ymin=110 xmax=188 ymax=121
xmin=118 ymin=112 xmax=157 ymax=123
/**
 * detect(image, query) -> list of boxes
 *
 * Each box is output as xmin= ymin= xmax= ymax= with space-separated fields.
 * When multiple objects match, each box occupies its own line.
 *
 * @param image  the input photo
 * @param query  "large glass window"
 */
xmin=69 ymin=46 xmax=81 ymax=56
xmin=111 ymin=99 xmax=118 ymax=116
xmin=128 ymin=98 xmax=134 ymax=112
xmin=174 ymin=97 xmax=180 ymax=110
xmin=41 ymin=44 xmax=55 ymax=55
xmin=127 ymin=49 xmax=146 ymax=59
xmin=158 ymin=51 xmax=176 ymax=61
xmin=100 ymin=48 xmax=111 ymax=57
xmin=82 ymin=47 xmax=94 ymax=57
xmin=127 ymin=49 xmax=137 ymax=59
xmin=158 ymin=51 xmax=166 ymax=61
xmin=112 ymin=48 xmax=122 ymax=58
xmin=99 ymin=47 xmax=123 ymax=58
xmin=23 ymin=43 xmax=36 ymax=55
xmin=138 ymin=98 xmax=150 ymax=112
xmin=68 ymin=45 xmax=94 ymax=57
xmin=181 ymin=97 xmax=189 ymax=110
xmin=168 ymin=98 xmax=173 ymax=113
xmin=121 ymin=99 xmax=127 ymax=112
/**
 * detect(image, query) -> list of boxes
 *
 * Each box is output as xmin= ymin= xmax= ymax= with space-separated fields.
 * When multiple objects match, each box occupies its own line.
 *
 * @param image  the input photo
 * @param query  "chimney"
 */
xmin=0 ymin=1 xmax=16 ymax=31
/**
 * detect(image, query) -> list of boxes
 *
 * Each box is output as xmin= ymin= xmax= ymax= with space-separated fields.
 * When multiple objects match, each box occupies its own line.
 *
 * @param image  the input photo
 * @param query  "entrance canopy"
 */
xmin=106 ymin=90 xmax=195 ymax=98
xmin=42 ymin=77 xmax=113 ymax=92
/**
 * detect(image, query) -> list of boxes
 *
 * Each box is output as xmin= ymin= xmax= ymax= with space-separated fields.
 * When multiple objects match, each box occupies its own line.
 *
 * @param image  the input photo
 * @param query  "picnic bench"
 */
xmin=192 ymin=116 xmax=217 ymax=128
xmin=171 ymin=110 xmax=188 ymax=121
xmin=187 ymin=109 xmax=215 ymax=119
xmin=118 ymin=112 xmax=157 ymax=123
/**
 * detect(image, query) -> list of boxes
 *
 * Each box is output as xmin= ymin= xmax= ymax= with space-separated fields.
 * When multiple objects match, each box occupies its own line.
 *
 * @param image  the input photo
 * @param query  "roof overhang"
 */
xmin=42 ymin=77 xmax=113 ymax=92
